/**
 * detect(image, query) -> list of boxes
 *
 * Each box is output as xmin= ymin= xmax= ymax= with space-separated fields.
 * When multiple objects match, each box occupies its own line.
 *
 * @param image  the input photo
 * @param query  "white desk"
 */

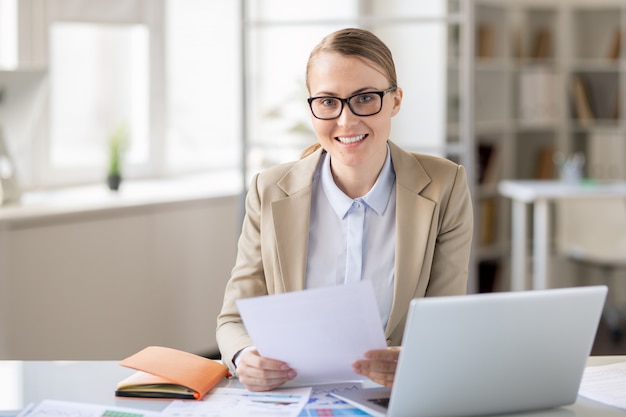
xmin=0 ymin=358 xmax=625 ymax=416
xmin=498 ymin=180 xmax=626 ymax=291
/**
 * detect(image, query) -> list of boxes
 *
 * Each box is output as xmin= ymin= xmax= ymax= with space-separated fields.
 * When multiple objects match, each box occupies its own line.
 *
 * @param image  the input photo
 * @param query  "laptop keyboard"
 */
xmin=368 ymin=397 xmax=390 ymax=408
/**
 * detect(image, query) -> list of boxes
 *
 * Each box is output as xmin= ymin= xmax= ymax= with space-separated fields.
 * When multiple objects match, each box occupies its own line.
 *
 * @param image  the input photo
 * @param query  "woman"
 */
xmin=216 ymin=28 xmax=473 ymax=392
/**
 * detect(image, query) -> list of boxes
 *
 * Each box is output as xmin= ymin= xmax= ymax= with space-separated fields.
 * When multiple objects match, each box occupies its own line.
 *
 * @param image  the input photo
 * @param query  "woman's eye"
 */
xmin=356 ymin=94 xmax=374 ymax=103
xmin=321 ymin=98 xmax=338 ymax=107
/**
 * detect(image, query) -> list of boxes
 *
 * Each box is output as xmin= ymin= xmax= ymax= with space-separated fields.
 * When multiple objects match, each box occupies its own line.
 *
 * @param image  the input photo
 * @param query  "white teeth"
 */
xmin=336 ymin=134 xmax=366 ymax=144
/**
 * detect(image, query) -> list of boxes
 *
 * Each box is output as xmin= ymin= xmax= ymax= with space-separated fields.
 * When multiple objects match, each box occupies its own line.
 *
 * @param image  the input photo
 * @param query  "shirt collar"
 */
xmin=321 ymin=144 xmax=395 ymax=218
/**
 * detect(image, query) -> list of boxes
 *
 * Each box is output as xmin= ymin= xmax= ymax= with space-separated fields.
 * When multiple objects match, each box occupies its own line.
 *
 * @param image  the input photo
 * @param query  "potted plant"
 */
xmin=106 ymin=123 xmax=129 ymax=191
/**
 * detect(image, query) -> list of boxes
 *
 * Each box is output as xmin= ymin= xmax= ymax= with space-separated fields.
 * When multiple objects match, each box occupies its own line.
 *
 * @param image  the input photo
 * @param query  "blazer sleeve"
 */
xmin=216 ymin=173 xmax=267 ymax=373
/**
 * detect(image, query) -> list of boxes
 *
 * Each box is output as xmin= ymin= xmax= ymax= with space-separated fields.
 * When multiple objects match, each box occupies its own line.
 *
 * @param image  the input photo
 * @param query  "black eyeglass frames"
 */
xmin=307 ymin=86 xmax=397 ymax=120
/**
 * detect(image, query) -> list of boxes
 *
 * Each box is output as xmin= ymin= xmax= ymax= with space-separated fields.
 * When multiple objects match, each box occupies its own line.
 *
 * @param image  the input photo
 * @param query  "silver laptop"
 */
xmin=331 ymin=285 xmax=607 ymax=417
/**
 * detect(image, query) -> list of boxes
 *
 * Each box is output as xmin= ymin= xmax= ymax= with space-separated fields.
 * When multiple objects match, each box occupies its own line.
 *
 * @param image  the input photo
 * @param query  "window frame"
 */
xmin=16 ymin=0 xmax=166 ymax=189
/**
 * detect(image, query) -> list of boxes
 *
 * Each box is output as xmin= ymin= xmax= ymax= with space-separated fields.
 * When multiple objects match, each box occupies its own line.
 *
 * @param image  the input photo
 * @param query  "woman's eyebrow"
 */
xmin=312 ymin=86 xmax=381 ymax=97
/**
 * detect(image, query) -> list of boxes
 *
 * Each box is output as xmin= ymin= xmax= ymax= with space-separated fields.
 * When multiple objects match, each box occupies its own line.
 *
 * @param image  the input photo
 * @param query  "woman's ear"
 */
xmin=390 ymin=87 xmax=403 ymax=117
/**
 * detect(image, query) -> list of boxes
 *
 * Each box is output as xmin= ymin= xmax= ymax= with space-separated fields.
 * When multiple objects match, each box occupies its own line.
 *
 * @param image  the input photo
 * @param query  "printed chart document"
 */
xmin=578 ymin=360 xmax=626 ymax=410
xmin=236 ymin=281 xmax=387 ymax=382
xmin=162 ymin=386 xmax=311 ymax=417
xmin=161 ymin=384 xmax=368 ymax=417
xmin=299 ymin=382 xmax=368 ymax=417
xmin=17 ymin=400 xmax=160 ymax=417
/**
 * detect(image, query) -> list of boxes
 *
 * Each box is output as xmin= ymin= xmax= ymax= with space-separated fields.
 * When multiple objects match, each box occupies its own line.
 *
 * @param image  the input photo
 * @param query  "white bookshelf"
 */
xmin=472 ymin=0 xmax=626 ymax=291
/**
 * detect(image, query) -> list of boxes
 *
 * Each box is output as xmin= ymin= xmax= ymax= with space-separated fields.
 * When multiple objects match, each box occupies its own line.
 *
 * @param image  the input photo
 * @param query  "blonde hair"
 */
xmin=306 ymin=28 xmax=398 ymax=92
xmin=301 ymin=28 xmax=398 ymax=159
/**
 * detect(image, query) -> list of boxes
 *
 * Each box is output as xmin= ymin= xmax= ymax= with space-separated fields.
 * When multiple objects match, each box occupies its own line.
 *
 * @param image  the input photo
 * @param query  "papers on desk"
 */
xmin=17 ymin=400 xmax=161 ymax=417
xmin=579 ymin=360 xmax=626 ymax=410
xmin=15 ymin=383 xmax=376 ymax=417
xmin=19 ymin=384 xmax=369 ymax=417
xmin=160 ymin=383 xmax=368 ymax=417
xmin=16 ymin=390 xmax=312 ymax=417
xmin=162 ymin=386 xmax=311 ymax=417
xmin=236 ymin=281 xmax=388 ymax=382
xmin=299 ymin=382 xmax=368 ymax=416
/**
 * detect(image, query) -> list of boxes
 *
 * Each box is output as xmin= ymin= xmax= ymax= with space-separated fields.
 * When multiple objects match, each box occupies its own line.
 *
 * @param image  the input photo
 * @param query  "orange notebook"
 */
xmin=116 ymin=346 xmax=229 ymax=400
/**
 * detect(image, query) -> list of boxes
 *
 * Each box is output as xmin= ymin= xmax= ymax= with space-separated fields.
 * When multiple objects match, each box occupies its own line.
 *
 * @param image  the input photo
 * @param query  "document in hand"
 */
xmin=236 ymin=281 xmax=387 ymax=382
xmin=116 ymin=346 xmax=230 ymax=400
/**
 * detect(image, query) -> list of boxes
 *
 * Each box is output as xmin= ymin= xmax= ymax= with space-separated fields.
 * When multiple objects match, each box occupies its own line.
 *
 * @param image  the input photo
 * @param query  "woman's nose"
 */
xmin=336 ymin=103 xmax=359 ymax=127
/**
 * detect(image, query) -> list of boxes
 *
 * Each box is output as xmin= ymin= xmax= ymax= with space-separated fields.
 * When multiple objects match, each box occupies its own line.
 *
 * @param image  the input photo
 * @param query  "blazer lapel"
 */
xmin=385 ymin=142 xmax=436 ymax=338
xmin=272 ymin=149 xmax=324 ymax=293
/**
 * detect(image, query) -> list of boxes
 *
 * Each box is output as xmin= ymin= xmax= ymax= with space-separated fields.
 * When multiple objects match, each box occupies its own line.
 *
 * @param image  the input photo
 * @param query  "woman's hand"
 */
xmin=236 ymin=349 xmax=297 ymax=391
xmin=352 ymin=347 xmax=401 ymax=387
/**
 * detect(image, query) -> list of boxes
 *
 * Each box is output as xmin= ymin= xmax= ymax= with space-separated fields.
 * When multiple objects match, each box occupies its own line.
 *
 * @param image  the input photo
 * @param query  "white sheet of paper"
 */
xmin=578 ymin=361 xmax=626 ymax=410
xmin=162 ymin=387 xmax=311 ymax=417
xmin=236 ymin=281 xmax=388 ymax=382
xmin=22 ymin=400 xmax=161 ymax=417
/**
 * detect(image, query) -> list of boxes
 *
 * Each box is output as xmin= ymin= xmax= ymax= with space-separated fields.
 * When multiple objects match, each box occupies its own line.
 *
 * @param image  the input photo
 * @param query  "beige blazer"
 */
xmin=216 ymin=140 xmax=474 ymax=371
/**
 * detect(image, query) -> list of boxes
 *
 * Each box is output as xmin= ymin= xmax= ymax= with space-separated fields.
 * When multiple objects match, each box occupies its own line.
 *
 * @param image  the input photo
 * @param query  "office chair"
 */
xmin=556 ymin=198 xmax=626 ymax=342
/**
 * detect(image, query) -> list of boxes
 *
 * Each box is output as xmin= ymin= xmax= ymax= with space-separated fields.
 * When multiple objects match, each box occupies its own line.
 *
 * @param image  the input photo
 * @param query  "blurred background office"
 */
xmin=0 ymin=0 xmax=624 ymax=360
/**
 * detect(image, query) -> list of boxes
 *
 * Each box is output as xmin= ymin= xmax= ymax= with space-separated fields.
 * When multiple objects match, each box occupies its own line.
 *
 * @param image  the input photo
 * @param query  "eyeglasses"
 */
xmin=307 ymin=86 xmax=397 ymax=120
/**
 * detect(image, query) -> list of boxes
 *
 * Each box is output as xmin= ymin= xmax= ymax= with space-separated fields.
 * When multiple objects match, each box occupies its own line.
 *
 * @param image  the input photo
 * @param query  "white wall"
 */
xmin=0 ymin=194 xmax=239 ymax=360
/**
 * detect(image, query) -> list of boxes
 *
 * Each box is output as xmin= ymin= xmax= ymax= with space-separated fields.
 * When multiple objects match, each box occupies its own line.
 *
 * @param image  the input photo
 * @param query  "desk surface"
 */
xmin=498 ymin=179 xmax=626 ymax=203
xmin=1 ymin=357 xmax=625 ymax=417
xmin=497 ymin=179 xmax=626 ymax=290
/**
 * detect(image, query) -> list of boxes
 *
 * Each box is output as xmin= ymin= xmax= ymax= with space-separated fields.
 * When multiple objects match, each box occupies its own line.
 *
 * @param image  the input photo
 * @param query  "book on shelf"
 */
xmin=478 ymin=260 xmax=500 ymax=293
xmin=607 ymin=29 xmax=621 ymax=61
xmin=587 ymin=131 xmax=625 ymax=180
xmin=477 ymin=142 xmax=500 ymax=185
xmin=570 ymin=75 xmax=594 ymax=126
xmin=531 ymin=28 xmax=552 ymax=59
xmin=479 ymin=198 xmax=497 ymax=246
xmin=518 ymin=68 xmax=557 ymax=125
xmin=116 ymin=345 xmax=230 ymax=400
xmin=477 ymin=25 xmax=494 ymax=58
xmin=535 ymin=147 xmax=555 ymax=180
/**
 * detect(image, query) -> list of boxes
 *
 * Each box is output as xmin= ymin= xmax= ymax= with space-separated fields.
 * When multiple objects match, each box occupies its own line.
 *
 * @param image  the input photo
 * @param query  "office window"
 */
xmin=3 ymin=0 xmax=241 ymax=189
xmin=165 ymin=0 xmax=241 ymax=173
xmin=0 ymin=0 xmax=17 ymax=69
xmin=49 ymin=23 xmax=149 ymax=173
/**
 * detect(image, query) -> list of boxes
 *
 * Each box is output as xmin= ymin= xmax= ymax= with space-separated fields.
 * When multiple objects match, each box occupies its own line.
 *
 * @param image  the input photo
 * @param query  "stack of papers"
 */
xmin=162 ymin=387 xmax=311 ymax=417
xmin=14 ymin=400 xmax=161 ymax=417
xmin=13 ymin=382 xmax=372 ymax=417
xmin=578 ymin=360 xmax=626 ymax=410
xmin=162 ymin=383 xmax=367 ymax=417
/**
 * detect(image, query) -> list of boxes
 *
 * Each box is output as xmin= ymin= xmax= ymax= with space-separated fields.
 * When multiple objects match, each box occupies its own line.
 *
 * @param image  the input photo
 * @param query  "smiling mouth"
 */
xmin=336 ymin=134 xmax=367 ymax=144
